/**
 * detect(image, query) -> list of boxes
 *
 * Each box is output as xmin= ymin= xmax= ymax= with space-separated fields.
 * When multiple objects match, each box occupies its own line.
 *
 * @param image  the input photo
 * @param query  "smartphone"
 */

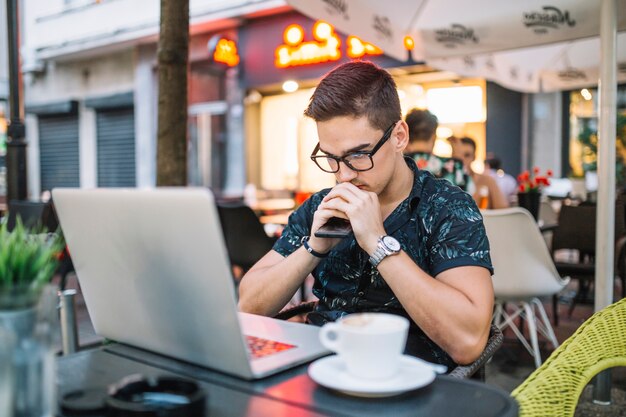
xmin=314 ymin=217 xmax=352 ymax=238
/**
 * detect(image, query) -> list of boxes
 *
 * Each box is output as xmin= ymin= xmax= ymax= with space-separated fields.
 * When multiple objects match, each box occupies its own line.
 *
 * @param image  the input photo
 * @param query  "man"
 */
xmin=484 ymin=156 xmax=518 ymax=201
xmin=452 ymin=137 xmax=509 ymax=210
xmin=239 ymin=61 xmax=494 ymax=368
xmin=404 ymin=108 xmax=470 ymax=191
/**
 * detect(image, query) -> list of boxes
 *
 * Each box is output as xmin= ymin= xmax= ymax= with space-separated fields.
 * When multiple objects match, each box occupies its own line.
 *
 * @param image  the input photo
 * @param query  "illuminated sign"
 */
xmin=275 ymin=21 xmax=341 ymax=68
xmin=275 ymin=21 xmax=383 ymax=68
xmin=208 ymin=36 xmax=240 ymax=67
xmin=346 ymin=36 xmax=382 ymax=59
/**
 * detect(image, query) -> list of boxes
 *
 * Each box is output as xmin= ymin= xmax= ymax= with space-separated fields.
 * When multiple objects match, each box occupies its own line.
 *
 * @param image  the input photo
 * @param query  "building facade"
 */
xmin=19 ymin=0 xmax=564 ymax=200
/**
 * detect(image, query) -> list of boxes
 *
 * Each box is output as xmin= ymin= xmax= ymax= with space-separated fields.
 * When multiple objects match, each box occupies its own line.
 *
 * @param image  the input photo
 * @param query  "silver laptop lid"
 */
xmin=52 ymin=188 xmax=254 ymax=378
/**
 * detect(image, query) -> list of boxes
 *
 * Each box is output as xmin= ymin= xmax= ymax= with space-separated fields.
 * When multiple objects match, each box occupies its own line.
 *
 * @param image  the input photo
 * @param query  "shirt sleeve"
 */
xmin=427 ymin=191 xmax=494 ymax=277
xmin=272 ymin=191 xmax=326 ymax=257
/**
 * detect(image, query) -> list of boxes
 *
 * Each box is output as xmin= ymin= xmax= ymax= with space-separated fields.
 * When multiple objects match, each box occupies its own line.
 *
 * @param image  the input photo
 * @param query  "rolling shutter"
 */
xmin=96 ymin=107 xmax=136 ymax=187
xmin=39 ymin=114 xmax=80 ymax=192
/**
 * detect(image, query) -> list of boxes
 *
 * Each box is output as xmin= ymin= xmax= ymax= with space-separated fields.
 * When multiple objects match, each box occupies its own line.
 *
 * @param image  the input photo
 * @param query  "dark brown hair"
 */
xmin=460 ymin=136 xmax=477 ymax=152
xmin=304 ymin=61 xmax=401 ymax=131
xmin=405 ymin=108 xmax=438 ymax=143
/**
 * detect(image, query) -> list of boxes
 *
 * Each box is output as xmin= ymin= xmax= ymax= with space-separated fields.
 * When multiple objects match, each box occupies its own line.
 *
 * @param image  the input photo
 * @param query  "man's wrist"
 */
xmin=301 ymin=236 xmax=329 ymax=258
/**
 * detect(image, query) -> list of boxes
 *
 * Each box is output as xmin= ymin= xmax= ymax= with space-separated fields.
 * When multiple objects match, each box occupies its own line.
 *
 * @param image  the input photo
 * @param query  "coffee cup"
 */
xmin=319 ymin=313 xmax=409 ymax=379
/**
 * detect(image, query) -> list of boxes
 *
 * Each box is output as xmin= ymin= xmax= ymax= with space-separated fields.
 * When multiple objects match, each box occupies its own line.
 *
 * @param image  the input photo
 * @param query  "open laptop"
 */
xmin=52 ymin=187 xmax=329 ymax=379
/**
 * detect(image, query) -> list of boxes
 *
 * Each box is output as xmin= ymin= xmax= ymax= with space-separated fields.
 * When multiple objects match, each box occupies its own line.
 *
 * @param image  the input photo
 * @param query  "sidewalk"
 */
xmin=61 ymin=272 xmax=625 ymax=416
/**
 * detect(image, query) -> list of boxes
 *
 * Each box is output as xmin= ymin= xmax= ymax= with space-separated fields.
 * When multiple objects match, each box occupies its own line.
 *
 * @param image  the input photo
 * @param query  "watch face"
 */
xmin=382 ymin=236 xmax=401 ymax=251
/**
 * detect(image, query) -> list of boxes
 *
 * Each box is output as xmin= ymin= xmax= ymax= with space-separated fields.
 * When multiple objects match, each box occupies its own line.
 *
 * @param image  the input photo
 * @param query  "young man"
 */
xmin=239 ymin=61 xmax=494 ymax=368
xmin=404 ymin=108 xmax=471 ymax=191
xmin=452 ymin=137 xmax=509 ymax=210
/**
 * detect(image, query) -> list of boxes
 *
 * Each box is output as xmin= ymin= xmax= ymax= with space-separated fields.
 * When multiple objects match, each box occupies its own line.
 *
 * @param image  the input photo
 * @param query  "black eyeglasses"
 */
xmin=310 ymin=121 xmax=398 ymax=173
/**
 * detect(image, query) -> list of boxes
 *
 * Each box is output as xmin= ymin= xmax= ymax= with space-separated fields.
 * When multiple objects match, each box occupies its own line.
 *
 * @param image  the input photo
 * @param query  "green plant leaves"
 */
xmin=0 ymin=218 xmax=64 ymax=307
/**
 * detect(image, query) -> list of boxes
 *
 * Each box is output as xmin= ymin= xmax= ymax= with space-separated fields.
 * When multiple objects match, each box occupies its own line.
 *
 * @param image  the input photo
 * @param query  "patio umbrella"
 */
xmin=285 ymin=0 xmax=621 ymax=321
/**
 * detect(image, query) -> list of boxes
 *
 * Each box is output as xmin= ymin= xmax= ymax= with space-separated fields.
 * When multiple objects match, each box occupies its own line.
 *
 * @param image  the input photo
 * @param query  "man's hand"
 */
xmin=316 ymin=182 xmax=386 ymax=254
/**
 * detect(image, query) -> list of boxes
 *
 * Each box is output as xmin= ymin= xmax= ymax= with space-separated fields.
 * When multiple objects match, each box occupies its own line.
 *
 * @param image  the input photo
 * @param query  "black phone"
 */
xmin=314 ymin=217 xmax=352 ymax=238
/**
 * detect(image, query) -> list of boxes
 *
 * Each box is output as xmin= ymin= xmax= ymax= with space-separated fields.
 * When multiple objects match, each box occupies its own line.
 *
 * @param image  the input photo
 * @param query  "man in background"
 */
xmin=452 ymin=137 xmax=509 ymax=209
xmin=484 ymin=155 xmax=517 ymax=202
xmin=404 ymin=109 xmax=470 ymax=191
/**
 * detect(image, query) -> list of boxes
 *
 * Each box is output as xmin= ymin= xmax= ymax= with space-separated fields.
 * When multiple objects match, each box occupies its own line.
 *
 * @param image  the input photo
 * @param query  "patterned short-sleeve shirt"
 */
xmin=407 ymin=151 xmax=472 ymax=192
xmin=273 ymin=157 xmax=493 ymax=367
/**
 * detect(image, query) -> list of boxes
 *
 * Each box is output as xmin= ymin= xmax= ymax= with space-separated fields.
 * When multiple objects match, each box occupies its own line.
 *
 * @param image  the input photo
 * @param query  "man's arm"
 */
xmin=322 ymin=182 xmax=494 ymax=365
xmin=237 ymin=249 xmax=319 ymax=317
xmin=238 ymin=195 xmax=346 ymax=317
xmin=376 ymin=258 xmax=494 ymax=365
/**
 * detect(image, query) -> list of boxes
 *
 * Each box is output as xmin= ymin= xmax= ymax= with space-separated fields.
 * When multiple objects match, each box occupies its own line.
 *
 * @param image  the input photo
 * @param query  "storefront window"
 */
xmin=569 ymin=87 xmax=626 ymax=187
xmin=396 ymin=79 xmax=487 ymax=173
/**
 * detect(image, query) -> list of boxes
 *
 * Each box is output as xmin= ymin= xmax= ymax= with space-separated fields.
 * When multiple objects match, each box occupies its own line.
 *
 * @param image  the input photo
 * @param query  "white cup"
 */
xmin=319 ymin=313 xmax=409 ymax=380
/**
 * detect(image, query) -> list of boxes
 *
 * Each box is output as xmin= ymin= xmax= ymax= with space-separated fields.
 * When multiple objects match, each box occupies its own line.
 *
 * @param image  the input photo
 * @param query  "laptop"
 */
xmin=52 ymin=187 xmax=329 ymax=379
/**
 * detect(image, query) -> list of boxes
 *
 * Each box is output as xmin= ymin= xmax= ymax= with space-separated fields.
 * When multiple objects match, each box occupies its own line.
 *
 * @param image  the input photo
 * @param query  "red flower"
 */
xmin=517 ymin=167 xmax=552 ymax=193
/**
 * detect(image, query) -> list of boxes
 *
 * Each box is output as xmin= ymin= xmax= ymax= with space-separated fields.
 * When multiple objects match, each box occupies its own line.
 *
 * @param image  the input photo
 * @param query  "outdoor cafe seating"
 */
xmin=484 ymin=207 xmax=569 ymax=368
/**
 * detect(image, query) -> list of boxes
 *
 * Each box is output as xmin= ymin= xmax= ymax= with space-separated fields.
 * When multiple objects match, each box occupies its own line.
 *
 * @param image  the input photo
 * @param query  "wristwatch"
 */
xmin=368 ymin=236 xmax=401 ymax=267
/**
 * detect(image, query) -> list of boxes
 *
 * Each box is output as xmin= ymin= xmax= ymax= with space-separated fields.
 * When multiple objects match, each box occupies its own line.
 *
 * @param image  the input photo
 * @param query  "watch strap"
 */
xmin=301 ymin=236 xmax=329 ymax=258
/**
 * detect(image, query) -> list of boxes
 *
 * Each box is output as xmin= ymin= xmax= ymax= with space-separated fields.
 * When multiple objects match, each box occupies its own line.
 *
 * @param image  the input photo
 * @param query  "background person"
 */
xmin=238 ymin=61 xmax=494 ymax=368
xmin=451 ymin=137 xmax=509 ymax=209
xmin=404 ymin=108 xmax=471 ymax=191
xmin=484 ymin=155 xmax=518 ymax=202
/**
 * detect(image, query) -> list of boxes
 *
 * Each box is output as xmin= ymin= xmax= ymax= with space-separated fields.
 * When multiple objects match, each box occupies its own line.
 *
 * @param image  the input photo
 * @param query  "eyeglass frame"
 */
xmin=309 ymin=121 xmax=399 ymax=173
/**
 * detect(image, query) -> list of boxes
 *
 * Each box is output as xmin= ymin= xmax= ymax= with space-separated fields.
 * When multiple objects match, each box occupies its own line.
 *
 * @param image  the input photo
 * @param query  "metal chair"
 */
xmin=551 ymin=199 xmax=626 ymax=319
xmin=216 ymin=202 xmax=277 ymax=278
xmin=483 ymin=207 xmax=570 ymax=368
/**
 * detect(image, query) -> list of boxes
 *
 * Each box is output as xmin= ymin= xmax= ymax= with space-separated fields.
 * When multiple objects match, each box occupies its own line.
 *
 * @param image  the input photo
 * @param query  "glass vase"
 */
xmin=0 ymin=285 xmax=58 ymax=417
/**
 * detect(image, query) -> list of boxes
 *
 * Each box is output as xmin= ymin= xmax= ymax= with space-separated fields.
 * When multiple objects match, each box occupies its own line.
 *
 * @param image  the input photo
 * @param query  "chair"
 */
xmin=551 ymin=200 xmax=626 ymax=318
xmin=216 ymin=202 xmax=277 ymax=278
xmin=274 ymin=302 xmax=503 ymax=380
xmin=511 ymin=297 xmax=626 ymax=417
xmin=6 ymin=200 xmax=58 ymax=232
xmin=483 ymin=207 xmax=570 ymax=368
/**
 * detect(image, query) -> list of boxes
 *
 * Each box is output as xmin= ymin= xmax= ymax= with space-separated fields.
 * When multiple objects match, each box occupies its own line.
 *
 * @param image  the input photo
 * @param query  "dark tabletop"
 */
xmin=56 ymin=344 xmax=518 ymax=417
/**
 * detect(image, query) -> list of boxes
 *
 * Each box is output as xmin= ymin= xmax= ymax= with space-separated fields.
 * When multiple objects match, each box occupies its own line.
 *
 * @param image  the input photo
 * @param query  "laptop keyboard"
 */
xmin=245 ymin=335 xmax=296 ymax=359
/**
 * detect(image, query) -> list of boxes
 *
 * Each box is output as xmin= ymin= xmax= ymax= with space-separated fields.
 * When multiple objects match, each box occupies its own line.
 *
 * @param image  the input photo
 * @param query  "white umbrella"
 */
xmin=286 ymin=1 xmax=621 ymax=378
xmin=429 ymin=32 xmax=626 ymax=93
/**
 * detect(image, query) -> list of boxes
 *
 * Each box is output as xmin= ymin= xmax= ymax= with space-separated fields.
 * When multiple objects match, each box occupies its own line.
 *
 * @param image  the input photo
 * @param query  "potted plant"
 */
xmin=0 ymin=219 xmax=63 ymax=416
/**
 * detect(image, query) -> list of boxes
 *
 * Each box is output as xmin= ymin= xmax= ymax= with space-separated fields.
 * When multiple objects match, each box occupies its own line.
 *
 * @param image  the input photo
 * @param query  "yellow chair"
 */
xmin=511 ymin=298 xmax=626 ymax=417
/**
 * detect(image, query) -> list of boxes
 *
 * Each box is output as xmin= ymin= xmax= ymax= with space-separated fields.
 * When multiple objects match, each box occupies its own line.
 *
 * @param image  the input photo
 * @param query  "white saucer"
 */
xmin=308 ymin=355 xmax=436 ymax=398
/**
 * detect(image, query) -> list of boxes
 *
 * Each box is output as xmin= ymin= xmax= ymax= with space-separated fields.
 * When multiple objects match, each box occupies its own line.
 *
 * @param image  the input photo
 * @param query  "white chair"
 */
xmin=482 ymin=207 xmax=570 ymax=368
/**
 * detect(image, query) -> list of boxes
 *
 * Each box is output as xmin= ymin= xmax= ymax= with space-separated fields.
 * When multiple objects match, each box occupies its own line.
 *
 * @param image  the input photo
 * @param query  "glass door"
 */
xmin=188 ymin=101 xmax=227 ymax=191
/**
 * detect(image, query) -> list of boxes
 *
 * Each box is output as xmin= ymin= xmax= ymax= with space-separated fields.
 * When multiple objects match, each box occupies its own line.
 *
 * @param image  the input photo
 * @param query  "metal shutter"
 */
xmin=39 ymin=114 xmax=80 ymax=192
xmin=96 ymin=107 xmax=136 ymax=187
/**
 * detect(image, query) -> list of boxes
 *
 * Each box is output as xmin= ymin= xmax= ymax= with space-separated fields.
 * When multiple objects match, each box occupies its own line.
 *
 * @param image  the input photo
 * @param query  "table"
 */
xmin=56 ymin=344 xmax=518 ymax=417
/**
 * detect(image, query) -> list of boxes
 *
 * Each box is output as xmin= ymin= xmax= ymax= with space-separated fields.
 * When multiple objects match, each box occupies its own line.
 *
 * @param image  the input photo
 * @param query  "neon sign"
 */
xmin=275 ymin=21 xmax=341 ymax=68
xmin=213 ymin=38 xmax=240 ymax=67
xmin=346 ymin=36 xmax=382 ymax=59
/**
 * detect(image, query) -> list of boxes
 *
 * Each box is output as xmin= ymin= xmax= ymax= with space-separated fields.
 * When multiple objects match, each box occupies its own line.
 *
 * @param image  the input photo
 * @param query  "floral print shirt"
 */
xmin=407 ymin=152 xmax=472 ymax=192
xmin=273 ymin=157 xmax=493 ymax=367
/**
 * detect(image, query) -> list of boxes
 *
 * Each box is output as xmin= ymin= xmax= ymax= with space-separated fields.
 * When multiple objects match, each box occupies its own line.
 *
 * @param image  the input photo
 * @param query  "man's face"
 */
xmin=314 ymin=116 xmax=399 ymax=195
xmin=457 ymin=142 xmax=476 ymax=169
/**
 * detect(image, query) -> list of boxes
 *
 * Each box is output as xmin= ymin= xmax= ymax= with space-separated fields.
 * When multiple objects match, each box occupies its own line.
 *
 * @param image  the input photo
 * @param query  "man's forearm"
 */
xmin=376 ymin=253 xmax=494 ymax=364
xmin=238 ymin=248 xmax=320 ymax=317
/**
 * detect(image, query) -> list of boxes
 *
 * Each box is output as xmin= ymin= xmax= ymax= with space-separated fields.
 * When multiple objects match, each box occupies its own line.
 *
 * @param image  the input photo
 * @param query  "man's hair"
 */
xmin=304 ymin=61 xmax=401 ymax=131
xmin=460 ymin=136 xmax=477 ymax=152
xmin=405 ymin=108 xmax=438 ymax=142
xmin=484 ymin=157 xmax=502 ymax=170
